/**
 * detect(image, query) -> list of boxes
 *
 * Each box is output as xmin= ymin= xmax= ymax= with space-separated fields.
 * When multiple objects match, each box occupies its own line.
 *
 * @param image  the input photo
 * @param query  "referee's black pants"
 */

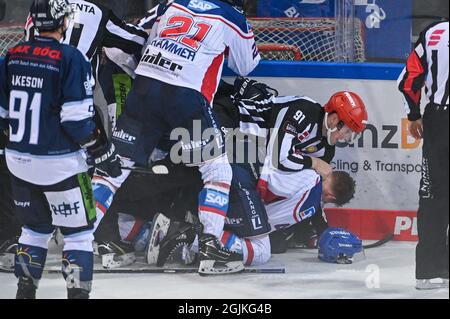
xmin=416 ymin=104 xmax=449 ymax=280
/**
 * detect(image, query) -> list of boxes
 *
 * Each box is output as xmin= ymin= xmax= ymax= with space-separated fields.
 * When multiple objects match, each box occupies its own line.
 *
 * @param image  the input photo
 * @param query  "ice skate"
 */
xmin=16 ymin=277 xmax=37 ymax=299
xmin=147 ymin=213 xmax=200 ymax=267
xmin=67 ymin=288 xmax=90 ymax=299
xmin=97 ymin=240 xmax=136 ymax=269
xmin=0 ymin=236 xmax=18 ymax=270
xmin=198 ymin=234 xmax=244 ymax=276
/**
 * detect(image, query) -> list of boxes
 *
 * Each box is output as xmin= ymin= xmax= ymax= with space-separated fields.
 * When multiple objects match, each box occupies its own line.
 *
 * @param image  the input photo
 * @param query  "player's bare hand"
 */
xmin=408 ymin=119 xmax=423 ymax=140
xmin=311 ymin=157 xmax=332 ymax=180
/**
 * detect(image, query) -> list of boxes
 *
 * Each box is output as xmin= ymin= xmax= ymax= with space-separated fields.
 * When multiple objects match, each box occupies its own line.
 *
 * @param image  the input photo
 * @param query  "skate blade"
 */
xmin=198 ymin=260 xmax=245 ymax=276
xmin=0 ymin=253 xmax=15 ymax=270
xmin=146 ymin=213 xmax=171 ymax=265
xmin=102 ymin=253 xmax=136 ymax=269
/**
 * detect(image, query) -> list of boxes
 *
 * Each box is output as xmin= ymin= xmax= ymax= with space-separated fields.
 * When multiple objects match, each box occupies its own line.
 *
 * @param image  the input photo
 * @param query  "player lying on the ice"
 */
xmin=114 ymin=167 xmax=355 ymax=271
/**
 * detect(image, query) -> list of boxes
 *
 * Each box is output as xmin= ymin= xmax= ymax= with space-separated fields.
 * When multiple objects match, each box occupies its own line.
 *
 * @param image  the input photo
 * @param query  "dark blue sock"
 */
xmin=15 ymin=243 xmax=47 ymax=284
xmin=62 ymin=250 xmax=94 ymax=292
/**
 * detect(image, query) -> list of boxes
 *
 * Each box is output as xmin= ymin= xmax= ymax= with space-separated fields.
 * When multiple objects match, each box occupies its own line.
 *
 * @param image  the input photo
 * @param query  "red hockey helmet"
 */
xmin=324 ymin=91 xmax=368 ymax=133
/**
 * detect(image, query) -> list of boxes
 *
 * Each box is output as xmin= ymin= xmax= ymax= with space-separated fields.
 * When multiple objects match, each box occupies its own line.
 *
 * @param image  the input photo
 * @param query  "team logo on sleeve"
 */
xmin=297 ymin=130 xmax=310 ymax=142
xmin=284 ymin=122 xmax=298 ymax=135
xmin=84 ymin=74 xmax=94 ymax=96
xmin=294 ymin=206 xmax=316 ymax=222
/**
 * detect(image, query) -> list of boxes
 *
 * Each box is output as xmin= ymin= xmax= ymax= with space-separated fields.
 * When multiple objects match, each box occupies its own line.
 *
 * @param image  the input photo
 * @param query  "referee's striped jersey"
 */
xmin=398 ymin=20 xmax=449 ymax=121
xmin=24 ymin=0 xmax=148 ymax=80
xmin=235 ymin=96 xmax=335 ymax=173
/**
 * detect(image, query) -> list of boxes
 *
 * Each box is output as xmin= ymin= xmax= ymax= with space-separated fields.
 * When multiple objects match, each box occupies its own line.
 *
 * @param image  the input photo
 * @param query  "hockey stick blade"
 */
xmin=363 ymin=234 xmax=394 ymax=249
xmin=121 ymin=165 xmax=169 ymax=175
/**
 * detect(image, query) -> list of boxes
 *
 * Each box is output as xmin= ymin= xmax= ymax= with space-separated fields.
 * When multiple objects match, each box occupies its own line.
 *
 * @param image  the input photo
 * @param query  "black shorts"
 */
xmin=10 ymin=172 xmax=96 ymax=236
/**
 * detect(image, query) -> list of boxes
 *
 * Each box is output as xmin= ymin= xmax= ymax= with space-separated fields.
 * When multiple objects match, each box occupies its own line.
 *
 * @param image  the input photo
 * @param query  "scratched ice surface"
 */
xmin=0 ymin=242 xmax=448 ymax=299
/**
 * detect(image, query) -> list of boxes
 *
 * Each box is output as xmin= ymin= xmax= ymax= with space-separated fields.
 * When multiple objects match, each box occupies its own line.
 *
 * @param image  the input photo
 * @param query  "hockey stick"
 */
xmin=0 ymin=265 xmax=286 ymax=274
xmin=120 ymin=164 xmax=169 ymax=175
xmin=363 ymin=234 xmax=394 ymax=249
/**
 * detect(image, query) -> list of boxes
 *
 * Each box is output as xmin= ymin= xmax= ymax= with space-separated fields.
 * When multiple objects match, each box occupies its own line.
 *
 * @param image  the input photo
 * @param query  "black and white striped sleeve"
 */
xmin=277 ymin=120 xmax=314 ymax=172
xmin=237 ymin=99 xmax=273 ymax=137
xmin=138 ymin=0 xmax=174 ymax=30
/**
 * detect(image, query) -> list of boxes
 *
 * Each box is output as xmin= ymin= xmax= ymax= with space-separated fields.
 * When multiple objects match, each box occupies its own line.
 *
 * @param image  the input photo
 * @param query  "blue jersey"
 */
xmin=0 ymin=36 xmax=96 ymax=185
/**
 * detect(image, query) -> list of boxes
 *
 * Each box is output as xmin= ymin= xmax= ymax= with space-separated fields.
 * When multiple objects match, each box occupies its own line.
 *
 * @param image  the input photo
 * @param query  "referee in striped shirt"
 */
xmin=398 ymin=19 xmax=449 ymax=290
xmin=25 ymin=0 xmax=149 ymax=81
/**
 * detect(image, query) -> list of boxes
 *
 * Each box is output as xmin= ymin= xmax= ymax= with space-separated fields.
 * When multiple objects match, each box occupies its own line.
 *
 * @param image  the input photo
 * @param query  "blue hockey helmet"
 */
xmin=318 ymin=227 xmax=363 ymax=264
xmin=30 ymin=0 xmax=72 ymax=31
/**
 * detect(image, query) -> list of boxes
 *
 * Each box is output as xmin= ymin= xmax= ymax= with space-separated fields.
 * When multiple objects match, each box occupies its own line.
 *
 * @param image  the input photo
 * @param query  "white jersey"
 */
xmin=135 ymin=0 xmax=260 ymax=103
xmin=264 ymin=170 xmax=322 ymax=232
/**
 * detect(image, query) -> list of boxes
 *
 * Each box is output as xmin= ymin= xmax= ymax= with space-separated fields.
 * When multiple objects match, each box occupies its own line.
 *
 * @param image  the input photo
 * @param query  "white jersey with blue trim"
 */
xmin=265 ymin=170 xmax=322 ymax=232
xmin=134 ymin=0 xmax=260 ymax=103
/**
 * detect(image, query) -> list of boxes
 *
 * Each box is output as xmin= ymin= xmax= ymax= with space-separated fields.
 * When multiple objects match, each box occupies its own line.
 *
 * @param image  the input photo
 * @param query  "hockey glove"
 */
xmin=0 ymin=129 xmax=8 ymax=156
xmin=82 ymin=129 xmax=122 ymax=178
xmin=269 ymin=229 xmax=294 ymax=254
xmin=233 ymin=77 xmax=279 ymax=102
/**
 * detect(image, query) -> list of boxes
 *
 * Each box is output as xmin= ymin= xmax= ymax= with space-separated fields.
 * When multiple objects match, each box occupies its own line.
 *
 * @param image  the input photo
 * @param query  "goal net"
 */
xmin=1 ymin=18 xmax=366 ymax=62
xmin=248 ymin=17 xmax=366 ymax=62
xmin=0 ymin=26 xmax=24 ymax=57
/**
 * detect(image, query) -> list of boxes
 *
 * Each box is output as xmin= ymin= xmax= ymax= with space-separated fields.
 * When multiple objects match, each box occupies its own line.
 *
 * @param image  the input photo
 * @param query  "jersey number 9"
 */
xmin=9 ymin=90 xmax=42 ymax=145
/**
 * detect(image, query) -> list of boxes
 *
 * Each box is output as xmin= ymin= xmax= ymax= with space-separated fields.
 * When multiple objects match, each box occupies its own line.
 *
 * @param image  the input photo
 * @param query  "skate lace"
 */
xmin=164 ymin=241 xmax=190 ymax=264
xmin=213 ymin=238 xmax=235 ymax=255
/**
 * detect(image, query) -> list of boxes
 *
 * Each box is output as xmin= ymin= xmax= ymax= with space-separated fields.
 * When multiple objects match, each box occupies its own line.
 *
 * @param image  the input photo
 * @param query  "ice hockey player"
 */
xmin=91 ymin=0 xmax=261 ymax=275
xmin=0 ymin=0 xmax=121 ymax=299
xmin=17 ymin=0 xmax=149 ymax=266
xmin=149 ymin=169 xmax=356 ymax=269
xmin=0 ymin=0 xmax=151 ymax=269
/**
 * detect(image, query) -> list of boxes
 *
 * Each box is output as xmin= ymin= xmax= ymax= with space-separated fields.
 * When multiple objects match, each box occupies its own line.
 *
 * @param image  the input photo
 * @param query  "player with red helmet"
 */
xmin=323 ymin=91 xmax=368 ymax=146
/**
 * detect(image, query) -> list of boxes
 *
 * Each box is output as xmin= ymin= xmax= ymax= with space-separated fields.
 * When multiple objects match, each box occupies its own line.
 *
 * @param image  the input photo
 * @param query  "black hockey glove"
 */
xmin=233 ymin=77 xmax=279 ymax=102
xmin=269 ymin=228 xmax=294 ymax=254
xmin=0 ymin=129 xmax=8 ymax=156
xmin=82 ymin=129 xmax=122 ymax=178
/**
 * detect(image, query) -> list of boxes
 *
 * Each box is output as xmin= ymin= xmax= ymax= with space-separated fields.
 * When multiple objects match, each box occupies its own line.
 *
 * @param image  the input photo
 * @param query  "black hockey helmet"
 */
xmin=30 ymin=0 xmax=72 ymax=31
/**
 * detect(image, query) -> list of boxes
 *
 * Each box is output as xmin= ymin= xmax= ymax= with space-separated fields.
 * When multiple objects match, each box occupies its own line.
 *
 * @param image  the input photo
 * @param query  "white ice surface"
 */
xmin=0 ymin=241 xmax=448 ymax=299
